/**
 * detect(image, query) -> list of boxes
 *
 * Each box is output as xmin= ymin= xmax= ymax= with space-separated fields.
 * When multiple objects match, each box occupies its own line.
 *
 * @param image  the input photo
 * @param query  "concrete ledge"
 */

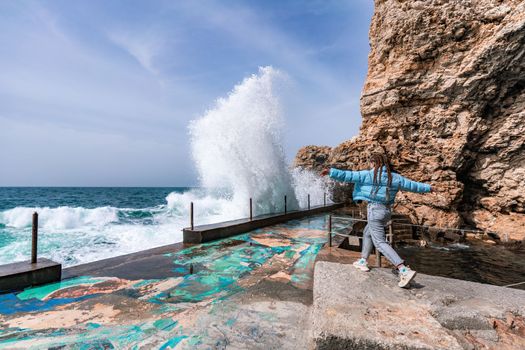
xmin=183 ymin=203 xmax=343 ymax=244
xmin=312 ymin=261 xmax=525 ymax=349
xmin=63 ymin=242 xmax=186 ymax=280
xmin=0 ymin=258 xmax=62 ymax=294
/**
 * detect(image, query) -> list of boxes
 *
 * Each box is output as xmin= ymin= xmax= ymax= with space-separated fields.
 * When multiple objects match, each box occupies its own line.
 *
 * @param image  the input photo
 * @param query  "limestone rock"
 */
xmin=293 ymin=145 xmax=332 ymax=172
xmin=295 ymin=0 xmax=525 ymax=240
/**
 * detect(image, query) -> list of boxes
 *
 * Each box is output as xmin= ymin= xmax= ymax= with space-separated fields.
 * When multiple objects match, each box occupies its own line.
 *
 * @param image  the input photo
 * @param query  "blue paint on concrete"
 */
xmin=0 ymin=293 xmax=94 ymax=315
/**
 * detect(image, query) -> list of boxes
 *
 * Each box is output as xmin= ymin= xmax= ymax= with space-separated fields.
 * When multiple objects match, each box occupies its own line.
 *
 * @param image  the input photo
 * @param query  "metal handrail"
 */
xmin=330 ymin=215 xmax=497 ymax=236
xmin=327 ymin=214 xmax=396 ymax=268
xmin=328 ymin=214 xmax=520 ymax=284
xmin=502 ymin=281 xmax=525 ymax=288
xmin=190 ymin=192 xmax=331 ymax=228
xmin=331 ymin=216 xmax=367 ymax=223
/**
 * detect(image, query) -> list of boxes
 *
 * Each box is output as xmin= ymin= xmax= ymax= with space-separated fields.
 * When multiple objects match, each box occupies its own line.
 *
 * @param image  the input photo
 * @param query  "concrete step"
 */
xmin=311 ymin=261 xmax=525 ymax=349
xmin=0 ymin=258 xmax=62 ymax=293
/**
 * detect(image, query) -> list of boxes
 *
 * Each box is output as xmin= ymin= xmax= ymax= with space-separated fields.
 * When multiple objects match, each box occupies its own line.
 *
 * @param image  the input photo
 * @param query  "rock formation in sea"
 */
xmin=295 ymin=0 xmax=525 ymax=240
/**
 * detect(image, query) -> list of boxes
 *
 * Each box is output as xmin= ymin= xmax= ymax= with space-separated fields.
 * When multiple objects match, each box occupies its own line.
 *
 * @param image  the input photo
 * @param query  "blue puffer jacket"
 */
xmin=329 ymin=167 xmax=431 ymax=205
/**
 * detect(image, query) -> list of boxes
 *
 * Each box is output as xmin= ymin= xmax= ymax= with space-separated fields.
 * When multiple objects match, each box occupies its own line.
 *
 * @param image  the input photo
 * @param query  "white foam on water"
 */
xmin=291 ymin=167 xmax=333 ymax=208
xmin=165 ymin=190 xmax=238 ymax=222
xmin=0 ymin=206 xmax=119 ymax=229
xmin=0 ymin=205 xmax=183 ymax=266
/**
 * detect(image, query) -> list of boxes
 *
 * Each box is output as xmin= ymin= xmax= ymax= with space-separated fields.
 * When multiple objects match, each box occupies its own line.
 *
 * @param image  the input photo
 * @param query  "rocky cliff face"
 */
xmin=295 ymin=0 xmax=525 ymax=240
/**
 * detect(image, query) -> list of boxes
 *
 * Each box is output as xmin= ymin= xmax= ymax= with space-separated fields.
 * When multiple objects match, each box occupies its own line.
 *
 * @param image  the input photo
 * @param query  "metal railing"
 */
xmin=329 ymin=214 xmax=500 ymax=240
xmin=327 ymin=214 xmax=393 ymax=267
xmin=189 ymin=193 xmax=330 ymax=228
xmin=23 ymin=206 xmax=524 ymax=289
xmin=31 ymin=212 xmax=38 ymax=264
xmin=326 ymin=213 xmax=506 ymax=268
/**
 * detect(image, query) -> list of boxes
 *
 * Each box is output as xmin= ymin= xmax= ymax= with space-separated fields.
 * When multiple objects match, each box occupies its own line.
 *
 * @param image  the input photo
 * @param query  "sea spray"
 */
xmin=291 ymin=167 xmax=333 ymax=208
xmin=190 ymin=66 xmax=299 ymax=217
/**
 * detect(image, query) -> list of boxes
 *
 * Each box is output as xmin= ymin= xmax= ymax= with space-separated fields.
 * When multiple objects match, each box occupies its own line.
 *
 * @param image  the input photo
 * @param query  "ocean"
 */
xmin=0 ymin=187 xmax=201 ymax=267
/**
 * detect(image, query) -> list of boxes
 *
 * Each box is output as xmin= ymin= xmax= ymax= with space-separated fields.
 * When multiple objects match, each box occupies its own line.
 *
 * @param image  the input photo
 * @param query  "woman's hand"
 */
xmin=320 ymin=168 xmax=330 ymax=176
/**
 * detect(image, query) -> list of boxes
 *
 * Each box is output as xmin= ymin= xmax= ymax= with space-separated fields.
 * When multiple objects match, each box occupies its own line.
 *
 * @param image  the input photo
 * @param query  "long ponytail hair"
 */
xmin=370 ymin=153 xmax=393 ymax=199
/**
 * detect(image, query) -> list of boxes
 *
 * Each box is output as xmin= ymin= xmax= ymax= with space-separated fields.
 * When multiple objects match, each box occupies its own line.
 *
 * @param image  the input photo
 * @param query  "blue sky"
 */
xmin=0 ymin=0 xmax=373 ymax=186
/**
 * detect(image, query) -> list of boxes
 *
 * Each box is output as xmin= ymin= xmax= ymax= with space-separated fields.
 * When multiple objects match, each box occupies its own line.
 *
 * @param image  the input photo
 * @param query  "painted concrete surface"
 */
xmin=0 ymin=216 xmax=329 ymax=349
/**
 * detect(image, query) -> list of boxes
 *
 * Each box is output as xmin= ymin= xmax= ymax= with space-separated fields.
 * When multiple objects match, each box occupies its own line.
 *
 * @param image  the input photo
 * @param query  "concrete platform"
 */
xmin=0 ymin=258 xmax=62 ymax=293
xmin=183 ymin=203 xmax=343 ymax=243
xmin=312 ymin=261 xmax=525 ymax=349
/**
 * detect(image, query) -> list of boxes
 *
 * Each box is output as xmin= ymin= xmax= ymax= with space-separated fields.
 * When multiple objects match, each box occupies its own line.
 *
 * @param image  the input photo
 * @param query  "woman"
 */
xmin=321 ymin=153 xmax=432 ymax=288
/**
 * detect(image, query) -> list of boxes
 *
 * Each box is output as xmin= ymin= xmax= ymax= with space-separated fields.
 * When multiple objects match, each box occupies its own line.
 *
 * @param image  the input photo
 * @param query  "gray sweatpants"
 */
xmin=362 ymin=202 xmax=404 ymax=266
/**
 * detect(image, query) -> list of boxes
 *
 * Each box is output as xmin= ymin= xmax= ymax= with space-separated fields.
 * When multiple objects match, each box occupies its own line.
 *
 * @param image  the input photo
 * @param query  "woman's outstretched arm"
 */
xmin=322 ymin=168 xmax=368 ymax=184
xmin=398 ymin=175 xmax=431 ymax=193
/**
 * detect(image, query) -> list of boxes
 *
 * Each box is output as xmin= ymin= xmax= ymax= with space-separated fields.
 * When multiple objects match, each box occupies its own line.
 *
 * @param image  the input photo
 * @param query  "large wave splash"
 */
xmin=190 ymin=66 xmax=304 ymax=218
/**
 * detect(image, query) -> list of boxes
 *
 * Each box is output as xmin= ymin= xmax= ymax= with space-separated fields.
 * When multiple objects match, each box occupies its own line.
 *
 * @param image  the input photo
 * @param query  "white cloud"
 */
xmin=108 ymin=30 xmax=164 ymax=76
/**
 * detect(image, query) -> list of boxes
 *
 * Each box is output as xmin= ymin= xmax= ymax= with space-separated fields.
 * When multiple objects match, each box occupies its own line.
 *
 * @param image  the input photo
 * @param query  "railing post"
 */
xmin=323 ymin=193 xmax=326 ymax=207
xmin=190 ymin=202 xmax=194 ymax=230
xmin=388 ymin=220 xmax=394 ymax=246
xmin=328 ymin=214 xmax=332 ymax=247
xmin=307 ymin=194 xmax=310 ymax=210
xmin=284 ymin=195 xmax=287 ymax=214
xmin=31 ymin=212 xmax=38 ymax=264
xmin=249 ymin=197 xmax=253 ymax=221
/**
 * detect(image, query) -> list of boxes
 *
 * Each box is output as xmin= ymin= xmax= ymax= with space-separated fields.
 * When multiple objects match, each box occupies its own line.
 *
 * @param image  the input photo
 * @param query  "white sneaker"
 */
xmin=352 ymin=258 xmax=370 ymax=272
xmin=398 ymin=266 xmax=417 ymax=288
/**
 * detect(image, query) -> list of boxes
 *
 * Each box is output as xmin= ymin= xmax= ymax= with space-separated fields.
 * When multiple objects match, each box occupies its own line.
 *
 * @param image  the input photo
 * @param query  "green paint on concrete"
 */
xmin=154 ymin=318 xmax=178 ymax=332
xmin=17 ymin=276 xmax=108 ymax=300
xmin=159 ymin=335 xmax=188 ymax=349
xmin=133 ymin=279 xmax=159 ymax=288
xmin=86 ymin=322 xmax=102 ymax=330
xmin=186 ymin=335 xmax=202 ymax=346
xmin=225 ymin=317 xmax=237 ymax=327
xmin=285 ymin=250 xmax=296 ymax=259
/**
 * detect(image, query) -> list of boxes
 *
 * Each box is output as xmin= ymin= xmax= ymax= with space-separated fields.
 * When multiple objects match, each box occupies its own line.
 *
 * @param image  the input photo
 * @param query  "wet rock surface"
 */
xmin=312 ymin=261 xmax=525 ymax=350
xmin=295 ymin=0 xmax=525 ymax=240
